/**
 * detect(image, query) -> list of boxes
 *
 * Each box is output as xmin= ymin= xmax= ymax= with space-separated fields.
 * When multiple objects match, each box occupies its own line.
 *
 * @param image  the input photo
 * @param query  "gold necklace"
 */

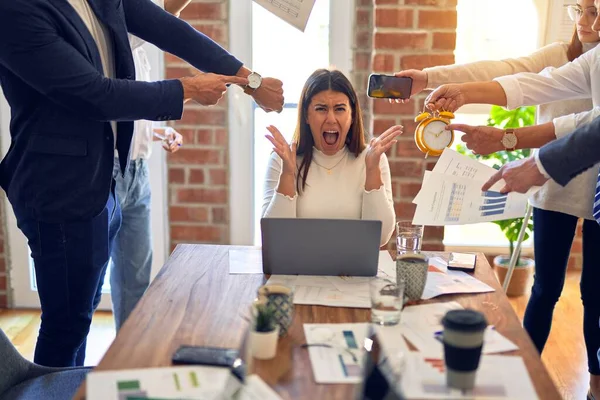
xmin=312 ymin=152 xmax=347 ymax=175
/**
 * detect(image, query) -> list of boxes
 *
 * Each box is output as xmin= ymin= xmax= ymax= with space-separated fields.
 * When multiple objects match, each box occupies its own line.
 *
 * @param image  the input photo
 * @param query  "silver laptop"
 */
xmin=260 ymin=218 xmax=382 ymax=276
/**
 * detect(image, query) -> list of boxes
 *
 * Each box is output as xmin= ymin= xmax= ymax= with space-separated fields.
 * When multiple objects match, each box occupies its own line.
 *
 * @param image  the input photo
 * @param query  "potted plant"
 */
xmin=456 ymin=105 xmax=536 ymax=296
xmin=250 ymin=303 xmax=280 ymax=360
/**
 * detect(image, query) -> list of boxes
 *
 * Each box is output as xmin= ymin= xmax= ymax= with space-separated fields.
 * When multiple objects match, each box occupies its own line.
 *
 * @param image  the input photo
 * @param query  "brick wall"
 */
xmin=166 ymin=0 xmax=231 ymax=250
xmin=371 ymin=0 xmax=457 ymax=251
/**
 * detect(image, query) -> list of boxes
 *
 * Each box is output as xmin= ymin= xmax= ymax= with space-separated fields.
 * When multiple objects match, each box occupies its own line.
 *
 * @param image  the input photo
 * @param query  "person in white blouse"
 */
xmin=261 ymin=69 xmax=400 ymax=246
xmin=419 ymin=2 xmax=600 ymax=397
xmin=110 ymin=0 xmax=188 ymax=332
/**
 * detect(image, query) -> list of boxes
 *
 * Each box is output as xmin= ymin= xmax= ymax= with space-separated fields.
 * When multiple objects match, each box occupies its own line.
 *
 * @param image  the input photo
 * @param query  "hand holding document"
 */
xmin=412 ymin=149 xmax=536 ymax=226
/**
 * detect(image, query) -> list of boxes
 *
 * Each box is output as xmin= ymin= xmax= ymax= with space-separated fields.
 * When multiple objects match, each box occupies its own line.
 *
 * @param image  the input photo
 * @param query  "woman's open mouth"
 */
xmin=322 ymin=130 xmax=339 ymax=146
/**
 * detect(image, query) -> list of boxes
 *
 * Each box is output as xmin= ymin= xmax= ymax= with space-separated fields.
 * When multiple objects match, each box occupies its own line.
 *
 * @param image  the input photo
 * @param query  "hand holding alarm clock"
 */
xmin=414 ymin=109 xmax=455 ymax=158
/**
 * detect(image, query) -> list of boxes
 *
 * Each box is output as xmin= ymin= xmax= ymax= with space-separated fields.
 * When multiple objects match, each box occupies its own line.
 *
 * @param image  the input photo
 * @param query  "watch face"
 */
xmin=248 ymin=73 xmax=262 ymax=89
xmin=502 ymin=133 xmax=517 ymax=149
xmin=423 ymin=120 xmax=452 ymax=150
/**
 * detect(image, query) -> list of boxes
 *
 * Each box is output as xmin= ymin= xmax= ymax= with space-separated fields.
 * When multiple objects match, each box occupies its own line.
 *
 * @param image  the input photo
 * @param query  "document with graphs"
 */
xmin=253 ymin=0 xmax=316 ymax=32
xmin=412 ymin=149 xmax=535 ymax=226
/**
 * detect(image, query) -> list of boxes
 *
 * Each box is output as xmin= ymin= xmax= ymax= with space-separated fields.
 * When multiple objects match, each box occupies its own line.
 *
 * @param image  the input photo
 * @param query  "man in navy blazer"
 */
xmin=0 ymin=0 xmax=283 ymax=367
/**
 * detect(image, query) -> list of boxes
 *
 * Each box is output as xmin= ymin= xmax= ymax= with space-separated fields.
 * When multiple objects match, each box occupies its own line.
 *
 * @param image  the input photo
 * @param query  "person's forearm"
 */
xmin=365 ymin=168 xmax=383 ymax=191
xmin=164 ymin=0 xmax=192 ymax=16
xmin=276 ymin=173 xmax=296 ymax=198
xmin=514 ymin=122 xmax=556 ymax=149
xmin=462 ymin=81 xmax=508 ymax=106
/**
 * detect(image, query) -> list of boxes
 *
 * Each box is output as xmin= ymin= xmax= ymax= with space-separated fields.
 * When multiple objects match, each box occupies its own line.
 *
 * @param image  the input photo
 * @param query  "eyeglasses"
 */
xmin=566 ymin=4 xmax=598 ymax=22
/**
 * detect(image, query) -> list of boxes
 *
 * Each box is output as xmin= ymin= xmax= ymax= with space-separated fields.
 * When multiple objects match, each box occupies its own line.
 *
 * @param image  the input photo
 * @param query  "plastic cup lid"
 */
xmin=441 ymin=309 xmax=487 ymax=332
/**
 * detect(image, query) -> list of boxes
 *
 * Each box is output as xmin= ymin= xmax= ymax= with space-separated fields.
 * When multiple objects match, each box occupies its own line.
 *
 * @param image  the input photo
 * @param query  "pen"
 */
xmin=154 ymin=127 xmax=181 ymax=146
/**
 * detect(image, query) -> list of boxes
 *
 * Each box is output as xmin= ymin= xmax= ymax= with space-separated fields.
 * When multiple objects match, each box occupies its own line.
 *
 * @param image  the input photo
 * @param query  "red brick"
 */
xmin=191 ymin=24 xmax=225 ymax=44
xmin=180 ymin=108 xmax=226 ymax=126
xmin=406 ymin=0 xmax=457 ymax=6
xmin=422 ymin=243 xmax=445 ymax=251
xmin=0 ymin=239 xmax=4 ymax=255
xmin=165 ymin=53 xmax=185 ymax=66
xmin=425 ymin=159 xmax=438 ymax=171
xmin=375 ymin=9 xmax=413 ymax=28
xmin=400 ymin=54 xmax=455 ymax=70
xmin=394 ymin=202 xmax=417 ymax=219
xmin=432 ymin=32 xmax=457 ymax=50
xmin=398 ymin=182 xmax=423 ymax=198
xmin=424 ymin=226 xmax=445 ymax=241
xmin=356 ymin=29 xmax=372 ymax=49
xmin=0 ymin=293 xmax=6 ymax=308
xmin=400 ymin=118 xmax=419 ymax=136
xmin=356 ymin=9 xmax=372 ymax=26
xmin=0 ymin=275 xmax=6 ymax=291
xmin=354 ymin=52 xmax=371 ymax=71
xmin=170 ymin=206 xmax=209 ymax=223
xmin=395 ymin=138 xmax=425 ymax=157
xmin=214 ymin=129 xmax=227 ymax=146
xmin=418 ymin=10 xmax=457 ymax=29
xmin=172 ymin=127 xmax=194 ymax=145
xmin=389 ymin=160 xmax=423 ymax=178
xmin=373 ymin=99 xmax=415 ymax=115
xmin=212 ymin=207 xmax=228 ymax=224
xmin=196 ymin=129 xmax=213 ymax=145
xmin=169 ymin=149 xmax=221 ymax=165
xmin=179 ymin=3 xmax=224 ymax=21
xmin=375 ymin=0 xmax=399 ymax=4
xmin=374 ymin=32 xmax=427 ymax=50
xmin=0 ymin=259 xmax=5 ymax=274
xmin=170 ymin=225 xmax=223 ymax=243
xmin=189 ymin=168 xmax=206 ymax=184
xmin=372 ymin=54 xmax=395 ymax=73
xmin=177 ymin=188 xmax=227 ymax=204
xmin=168 ymin=167 xmax=185 ymax=184
xmin=209 ymin=168 xmax=227 ymax=185
xmin=373 ymin=118 xmax=397 ymax=136
xmin=358 ymin=0 xmax=376 ymax=6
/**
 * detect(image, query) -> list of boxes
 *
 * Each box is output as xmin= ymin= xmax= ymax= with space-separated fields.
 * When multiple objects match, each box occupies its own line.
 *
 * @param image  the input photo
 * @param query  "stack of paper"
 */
xmin=412 ymin=149 xmax=533 ymax=226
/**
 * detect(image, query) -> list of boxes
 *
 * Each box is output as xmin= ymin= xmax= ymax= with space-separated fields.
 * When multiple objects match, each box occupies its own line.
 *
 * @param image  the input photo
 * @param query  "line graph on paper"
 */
xmin=445 ymin=183 xmax=466 ymax=222
xmin=479 ymin=191 xmax=508 ymax=217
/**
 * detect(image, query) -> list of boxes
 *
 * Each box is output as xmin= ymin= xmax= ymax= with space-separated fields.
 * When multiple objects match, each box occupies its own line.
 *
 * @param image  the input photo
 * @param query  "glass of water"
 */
xmin=396 ymin=221 xmax=424 ymax=255
xmin=370 ymin=277 xmax=404 ymax=326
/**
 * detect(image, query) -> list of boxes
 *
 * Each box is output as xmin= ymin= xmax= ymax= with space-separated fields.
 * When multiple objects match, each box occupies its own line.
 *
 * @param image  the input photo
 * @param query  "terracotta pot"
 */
xmin=494 ymin=255 xmax=535 ymax=297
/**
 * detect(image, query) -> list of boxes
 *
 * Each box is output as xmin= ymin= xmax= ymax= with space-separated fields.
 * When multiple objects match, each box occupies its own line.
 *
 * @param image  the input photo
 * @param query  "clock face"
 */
xmin=423 ymin=120 xmax=452 ymax=150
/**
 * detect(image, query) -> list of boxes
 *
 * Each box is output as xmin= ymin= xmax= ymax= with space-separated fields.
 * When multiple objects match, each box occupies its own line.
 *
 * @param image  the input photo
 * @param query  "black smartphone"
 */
xmin=172 ymin=345 xmax=240 ymax=368
xmin=447 ymin=252 xmax=477 ymax=272
xmin=367 ymin=73 xmax=413 ymax=99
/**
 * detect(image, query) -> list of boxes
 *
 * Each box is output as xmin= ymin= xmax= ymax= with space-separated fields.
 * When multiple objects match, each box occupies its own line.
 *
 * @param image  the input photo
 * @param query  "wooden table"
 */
xmin=75 ymin=245 xmax=560 ymax=399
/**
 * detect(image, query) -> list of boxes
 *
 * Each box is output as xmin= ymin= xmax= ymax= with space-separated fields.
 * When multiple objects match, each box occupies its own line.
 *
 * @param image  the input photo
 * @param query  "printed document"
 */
xmin=253 ymin=0 xmax=316 ymax=32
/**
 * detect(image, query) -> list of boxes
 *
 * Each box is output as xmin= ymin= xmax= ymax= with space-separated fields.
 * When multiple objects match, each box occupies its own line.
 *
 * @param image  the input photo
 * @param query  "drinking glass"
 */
xmin=370 ymin=277 xmax=404 ymax=326
xmin=396 ymin=221 xmax=424 ymax=255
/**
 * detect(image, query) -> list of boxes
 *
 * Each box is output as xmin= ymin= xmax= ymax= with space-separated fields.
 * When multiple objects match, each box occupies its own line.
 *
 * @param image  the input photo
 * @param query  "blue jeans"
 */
xmin=13 ymin=184 xmax=121 ymax=367
xmin=111 ymin=158 xmax=152 ymax=331
xmin=524 ymin=207 xmax=600 ymax=375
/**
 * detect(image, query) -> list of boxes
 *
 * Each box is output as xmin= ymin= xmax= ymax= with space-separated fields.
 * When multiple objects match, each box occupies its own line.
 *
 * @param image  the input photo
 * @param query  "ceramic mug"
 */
xmin=257 ymin=284 xmax=294 ymax=336
xmin=396 ymin=253 xmax=429 ymax=301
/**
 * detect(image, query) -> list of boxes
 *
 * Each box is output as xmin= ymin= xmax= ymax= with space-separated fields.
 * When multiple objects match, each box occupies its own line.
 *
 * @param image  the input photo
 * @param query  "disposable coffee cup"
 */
xmin=441 ymin=309 xmax=487 ymax=390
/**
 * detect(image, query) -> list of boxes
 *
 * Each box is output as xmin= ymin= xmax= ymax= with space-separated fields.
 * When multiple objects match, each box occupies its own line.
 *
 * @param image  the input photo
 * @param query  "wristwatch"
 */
xmin=244 ymin=71 xmax=262 ymax=94
xmin=501 ymin=129 xmax=518 ymax=151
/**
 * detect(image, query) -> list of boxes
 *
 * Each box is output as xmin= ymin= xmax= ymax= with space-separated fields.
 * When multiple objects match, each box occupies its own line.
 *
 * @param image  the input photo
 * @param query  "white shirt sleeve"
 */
xmin=362 ymin=153 xmax=396 ymax=246
xmin=261 ymin=152 xmax=298 ymax=218
xmin=494 ymin=45 xmax=595 ymax=110
xmin=552 ymin=105 xmax=600 ymax=138
xmin=534 ymin=152 xmax=550 ymax=179
xmin=128 ymin=34 xmax=146 ymax=51
xmin=425 ymin=42 xmax=567 ymax=88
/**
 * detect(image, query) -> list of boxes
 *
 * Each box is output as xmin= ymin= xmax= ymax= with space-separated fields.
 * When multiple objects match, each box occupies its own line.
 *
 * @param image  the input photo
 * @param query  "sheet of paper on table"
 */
xmin=412 ymin=149 xmax=536 ymax=226
xmin=400 ymin=354 xmax=538 ymax=400
xmin=400 ymin=302 xmax=518 ymax=358
xmin=422 ymin=269 xmax=495 ymax=300
xmin=253 ymin=0 xmax=317 ymax=32
xmin=86 ymin=365 xmax=239 ymax=400
xmin=229 ymin=247 xmax=263 ymax=274
xmin=303 ymin=323 xmax=370 ymax=384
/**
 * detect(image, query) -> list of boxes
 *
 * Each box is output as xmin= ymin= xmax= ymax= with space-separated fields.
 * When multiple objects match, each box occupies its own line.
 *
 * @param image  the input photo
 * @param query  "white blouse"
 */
xmin=261 ymin=146 xmax=396 ymax=246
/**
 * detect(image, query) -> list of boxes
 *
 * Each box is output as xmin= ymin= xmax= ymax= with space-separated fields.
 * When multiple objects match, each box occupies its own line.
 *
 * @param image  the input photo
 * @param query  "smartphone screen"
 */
xmin=367 ymin=74 xmax=413 ymax=99
xmin=172 ymin=345 xmax=239 ymax=367
xmin=448 ymin=252 xmax=477 ymax=272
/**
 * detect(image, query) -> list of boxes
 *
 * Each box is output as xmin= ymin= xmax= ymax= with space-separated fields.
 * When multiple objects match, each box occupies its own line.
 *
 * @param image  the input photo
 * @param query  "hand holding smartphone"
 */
xmin=367 ymin=74 xmax=413 ymax=99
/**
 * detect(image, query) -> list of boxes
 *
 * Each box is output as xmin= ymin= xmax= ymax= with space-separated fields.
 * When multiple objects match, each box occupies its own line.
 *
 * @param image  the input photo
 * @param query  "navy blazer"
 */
xmin=539 ymin=116 xmax=600 ymax=186
xmin=0 ymin=0 xmax=242 ymax=222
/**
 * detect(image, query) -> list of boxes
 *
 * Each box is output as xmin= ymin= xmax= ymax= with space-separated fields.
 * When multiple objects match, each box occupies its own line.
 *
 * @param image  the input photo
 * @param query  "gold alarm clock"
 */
xmin=414 ymin=110 xmax=455 ymax=157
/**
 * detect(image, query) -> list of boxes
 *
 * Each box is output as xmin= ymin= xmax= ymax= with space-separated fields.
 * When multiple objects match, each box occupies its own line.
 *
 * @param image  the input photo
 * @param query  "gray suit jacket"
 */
xmin=539 ymin=116 xmax=600 ymax=186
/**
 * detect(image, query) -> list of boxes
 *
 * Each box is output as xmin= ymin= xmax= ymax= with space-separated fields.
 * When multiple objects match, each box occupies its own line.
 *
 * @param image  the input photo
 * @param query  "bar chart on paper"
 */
xmin=480 ymin=191 xmax=508 ymax=217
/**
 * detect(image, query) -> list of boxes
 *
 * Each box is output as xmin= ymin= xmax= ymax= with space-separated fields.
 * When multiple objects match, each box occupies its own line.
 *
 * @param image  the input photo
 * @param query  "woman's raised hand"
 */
xmin=265 ymin=125 xmax=297 ymax=177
